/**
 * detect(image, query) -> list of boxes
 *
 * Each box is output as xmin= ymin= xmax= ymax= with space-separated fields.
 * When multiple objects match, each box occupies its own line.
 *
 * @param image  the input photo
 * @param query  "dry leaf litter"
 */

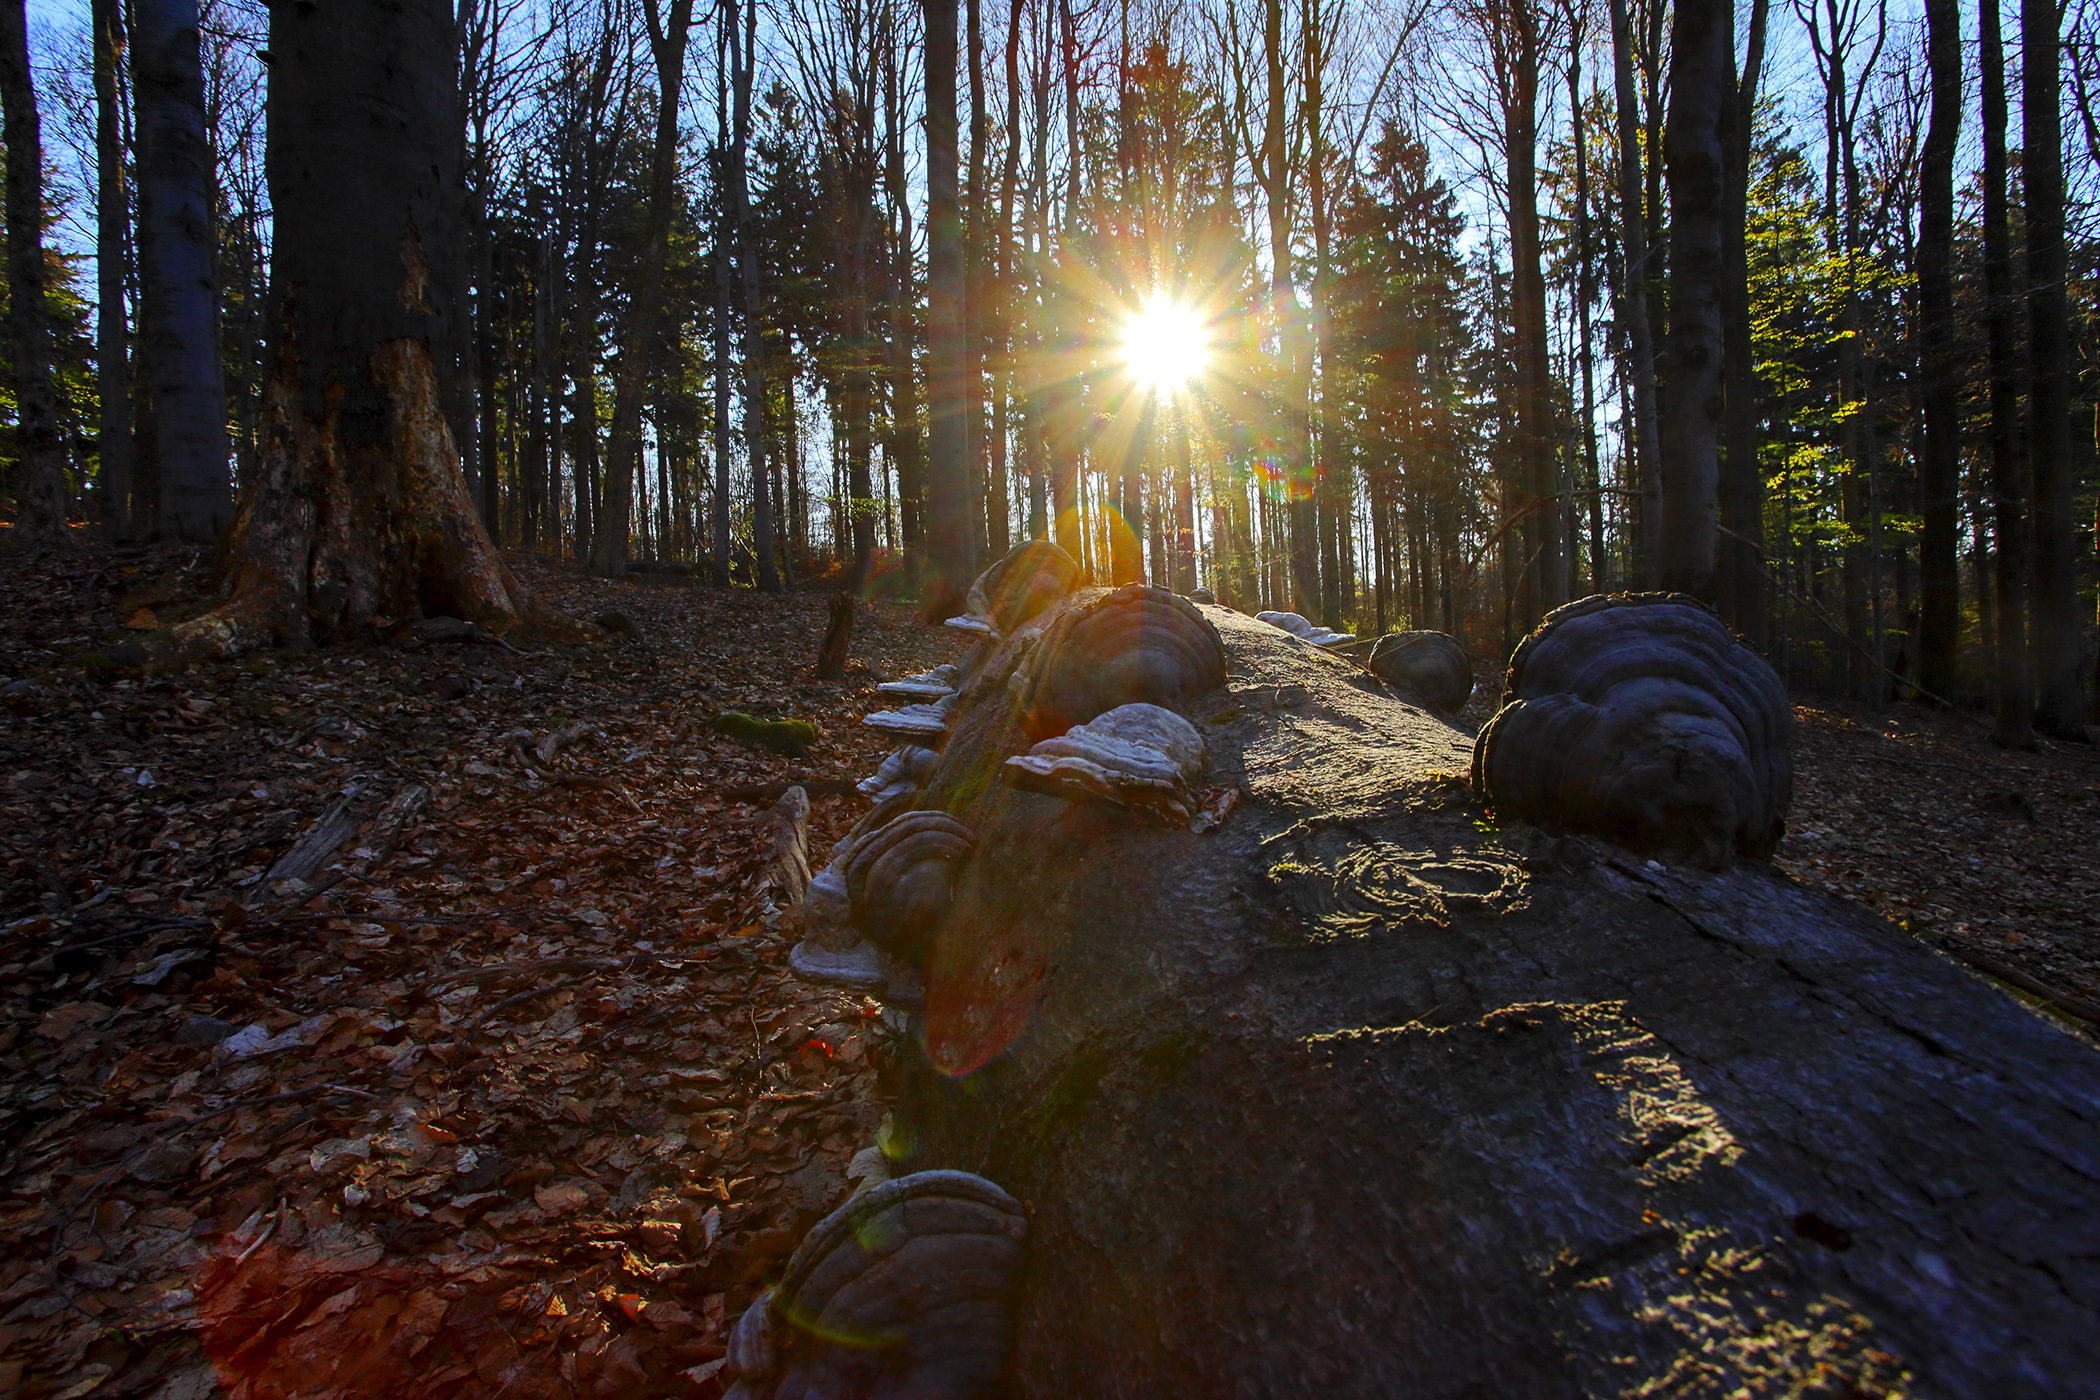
xmin=0 ymin=546 xmax=962 ymax=1399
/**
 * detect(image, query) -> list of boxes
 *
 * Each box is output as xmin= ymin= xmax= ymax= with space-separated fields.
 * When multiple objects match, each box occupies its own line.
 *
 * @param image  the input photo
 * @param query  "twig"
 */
xmin=1946 ymin=947 xmax=2100 ymax=1026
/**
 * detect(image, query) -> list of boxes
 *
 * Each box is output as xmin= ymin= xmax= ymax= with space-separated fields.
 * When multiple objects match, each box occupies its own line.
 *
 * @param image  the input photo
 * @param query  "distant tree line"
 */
xmin=3 ymin=0 xmax=2100 ymax=733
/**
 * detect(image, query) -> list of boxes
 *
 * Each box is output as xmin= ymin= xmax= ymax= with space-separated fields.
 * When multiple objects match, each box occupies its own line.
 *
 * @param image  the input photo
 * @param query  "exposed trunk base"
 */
xmin=130 ymin=337 xmax=587 ymax=671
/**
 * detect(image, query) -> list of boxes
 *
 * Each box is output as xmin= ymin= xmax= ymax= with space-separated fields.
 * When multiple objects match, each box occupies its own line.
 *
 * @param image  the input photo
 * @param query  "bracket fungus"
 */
xmin=1471 ymin=593 xmax=1791 ymax=866
xmin=860 ymin=745 xmax=942 ymax=801
xmin=842 ymin=809 xmax=977 ymax=963
xmin=864 ymin=692 xmax=959 ymax=742
xmin=966 ymin=540 xmax=1082 ymax=636
xmin=1255 ymin=610 xmax=1355 ymax=647
xmin=1366 ymin=631 xmax=1473 ymax=714
xmin=790 ymin=848 xmax=889 ymax=990
xmin=1003 ymin=702 xmax=1207 ymax=823
xmin=1008 ymin=584 xmax=1227 ymax=741
xmin=879 ymin=664 xmax=961 ymax=700
xmin=722 ymin=1171 xmax=1028 ymax=1400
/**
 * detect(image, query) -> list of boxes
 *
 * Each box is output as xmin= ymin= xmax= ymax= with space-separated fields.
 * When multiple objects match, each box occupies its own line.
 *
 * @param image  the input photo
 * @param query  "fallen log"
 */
xmin=873 ymin=596 xmax=2100 ymax=1398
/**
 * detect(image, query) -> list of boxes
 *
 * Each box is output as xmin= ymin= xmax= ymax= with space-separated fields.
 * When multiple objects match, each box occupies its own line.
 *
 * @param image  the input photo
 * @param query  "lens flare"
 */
xmin=1122 ymin=299 xmax=1208 ymax=392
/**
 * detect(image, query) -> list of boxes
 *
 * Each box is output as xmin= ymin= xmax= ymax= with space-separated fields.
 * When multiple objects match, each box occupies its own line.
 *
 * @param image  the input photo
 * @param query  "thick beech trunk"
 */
xmin=1658 ymin=0 xmax=1729 ymax=599
xmin=1 ymin=0 xmax=70 ymax=546
xmin=157 ymin=0 xmax=560 ymax=663
xmin=133 ymin=0 xmax=231 ymax=543
xmin=2023 ymin=0 xmax=2088 ymax=737
xmin=893 ymin=602 xmax=2100 ymax=1396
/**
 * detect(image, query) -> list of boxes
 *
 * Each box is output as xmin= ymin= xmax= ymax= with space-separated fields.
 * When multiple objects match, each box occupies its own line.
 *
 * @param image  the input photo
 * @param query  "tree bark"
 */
xmin=924 ymin=0 xmax=973 ymax=616
xmin=729 ymin=0 xmax=777 ymax=592
xmin=2024 ymin=0 xmax=2088 ymax=738
xmin=1915 ymin=0 xmax=1961 ymax=700
xmin=1658 ymin=0 xmax=1729 ymax=599
xmin=151 ymin=0 xmax=562 ymax=664
xmin=1 ymin=0 xmax=72 ymax=547
xmin=895 ymin=602 xmax=2100 ymax=1396
xmin=1718 ymin=0 xmax=1768 ymax=646
xmin=1503 ymin=0 xmax=1560 ymax=626
xmin=1606 ymin=0 xmax=1662 ymax=586
xmin=93 ymin=0 xmax=134 ymax=541
xmin=132 ymin=0 xmax=230 ymax=544
xmin=1981 ymin=0 xmax=2034 ymax=746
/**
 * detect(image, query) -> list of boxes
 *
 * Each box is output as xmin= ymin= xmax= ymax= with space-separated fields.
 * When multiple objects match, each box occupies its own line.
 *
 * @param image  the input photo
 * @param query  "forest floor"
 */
xmin=1 ymin=545 xmax=2096 ymax=1400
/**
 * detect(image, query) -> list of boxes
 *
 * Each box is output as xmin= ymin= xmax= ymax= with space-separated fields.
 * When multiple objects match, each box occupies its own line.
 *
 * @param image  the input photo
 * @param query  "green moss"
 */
xmin=713 ymin=710 xmax=820 ymax=757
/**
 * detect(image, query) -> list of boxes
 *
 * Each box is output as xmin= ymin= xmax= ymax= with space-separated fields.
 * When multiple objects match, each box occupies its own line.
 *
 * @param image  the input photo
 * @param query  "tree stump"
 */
xmin=882 ymin=598 xmax=2100 ymax=1398
xmin=817 ymin=591 xmax=856 ymax=679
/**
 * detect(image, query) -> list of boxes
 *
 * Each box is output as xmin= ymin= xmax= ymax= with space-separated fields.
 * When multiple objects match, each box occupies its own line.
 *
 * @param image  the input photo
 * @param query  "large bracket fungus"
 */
xmin=965 ymin=540 xmax=1082 ymax=636
xmin=1006 ymin=584 xmax=1227 ymax=740
xmin=861 ymin=745 xmax=942 ymax=801
xmin=864 ymin=692 xmax=960 ymax=743
xmin=879 ymin=665 xmax=961 ymax=701
xmin=722 ymin=1171 xmax=1028 ymax=1400
xmin=1256 ymin=609 xmax=1355 ymax=647
xmin=1471 ymin=593 xmax=1791 ymax=866
xmin=1366 ymin=630 xmax=1473 ymax=714
xmin=841 ymin=809 xmax=977 ymax=965
xmin=1002 ymin=702 xmax=1207 ymax=823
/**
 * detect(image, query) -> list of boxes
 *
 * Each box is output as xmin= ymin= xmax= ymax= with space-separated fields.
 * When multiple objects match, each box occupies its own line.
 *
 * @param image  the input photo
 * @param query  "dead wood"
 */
xmin=260 ymin=787 xmax=364 ymax=889
xmin=816 ymin=592 xmax=856 ymax=678
xmin=888 ymin=598 xmax=2100 ymax=1398
xmin=766 ymin=785 xmax=814 ymax=905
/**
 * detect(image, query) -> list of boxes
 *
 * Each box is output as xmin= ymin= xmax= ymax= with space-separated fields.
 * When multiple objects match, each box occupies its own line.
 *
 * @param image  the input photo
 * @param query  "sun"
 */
xmin=1122 ymin=299 xmax=1209 ymax=392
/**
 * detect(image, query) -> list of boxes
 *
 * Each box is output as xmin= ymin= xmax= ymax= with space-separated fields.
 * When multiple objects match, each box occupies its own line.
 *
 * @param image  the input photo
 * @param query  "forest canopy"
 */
xmin=6 ymin=0 xmax=2100 ymax=726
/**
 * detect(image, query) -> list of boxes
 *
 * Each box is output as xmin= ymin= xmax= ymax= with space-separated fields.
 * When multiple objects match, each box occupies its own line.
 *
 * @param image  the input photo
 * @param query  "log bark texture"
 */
xmin=891 ymin=600 xmax=2100 ymax=1397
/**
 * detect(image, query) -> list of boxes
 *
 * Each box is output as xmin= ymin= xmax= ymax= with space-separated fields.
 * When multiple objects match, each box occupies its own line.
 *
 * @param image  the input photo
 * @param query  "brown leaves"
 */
xmin=0 ymin=547 xmax=963 ymax=1398
xmin=1775 ymin=702 xmax=2100 ymax=1029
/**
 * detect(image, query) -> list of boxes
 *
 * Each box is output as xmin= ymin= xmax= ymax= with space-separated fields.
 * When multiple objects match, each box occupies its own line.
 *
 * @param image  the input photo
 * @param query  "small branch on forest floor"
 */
xmin=1944 ymin=947 xmax=2100 ymax=1026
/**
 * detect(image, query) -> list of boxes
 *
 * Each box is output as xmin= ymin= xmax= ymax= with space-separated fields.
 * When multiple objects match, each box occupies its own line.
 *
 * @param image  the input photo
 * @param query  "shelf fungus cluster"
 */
xmin=1366 ymin=631 xmax=1473 ymax=714
xmin=1009 ymin=585 xmax=1228 ymax=740
xmin=859 ymin=744 xmax=940 ymax=801
xmin=1472 ymin=593 xmax=1792 ymax=866
xmin=1255 ymin=610 xmax=1355 ymax=647
xmin=721 ymin=1171 xmax=1028 ymax=1400
xmin=792 ymin=807 xmax=977 ymax=991
xmin=1003 ymin=702 xmax=1207 ymax=823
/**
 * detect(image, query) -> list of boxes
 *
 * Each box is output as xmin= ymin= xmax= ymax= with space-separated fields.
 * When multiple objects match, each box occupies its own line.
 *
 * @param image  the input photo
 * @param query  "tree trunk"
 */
xmin=729 ymin=0 xmax=777 ymax=592
xmin=893 ymin=602 xmax=2100 ymax=1396
xmin=0 ymin=0 xmax=70 ymax=547
xmin=1718 ymin=0 xmax=1768 ymax=646
xmin=924 ymin=0 xmax=973 ymax=616
xmin=1606 ymin=0 xmax=1662 ymax=586
xmin=1505 ymin=0 xmax=1559 ymax=627
xmin=1915 ymin=0 xmax=1961 ymax=700
xmin=132 ymin=0 xmax=230 ymax=544
xmin=93 ymin=0 xmax=134 ymax=541
xmin=600 ymin=0 xmax=691 ymax=580
xmin=151 ymin=0 xmax=563 ymax=664
xmin=1657 ymin=0 xmax=1728 ymax=599
xmin=1982 ymin=0 xmax=2034 ymax=746
xmin=2024 ymin=0 xmax=2088 ymax=738
xmin=1569 ymin=35 xmax=1606 ymax=598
